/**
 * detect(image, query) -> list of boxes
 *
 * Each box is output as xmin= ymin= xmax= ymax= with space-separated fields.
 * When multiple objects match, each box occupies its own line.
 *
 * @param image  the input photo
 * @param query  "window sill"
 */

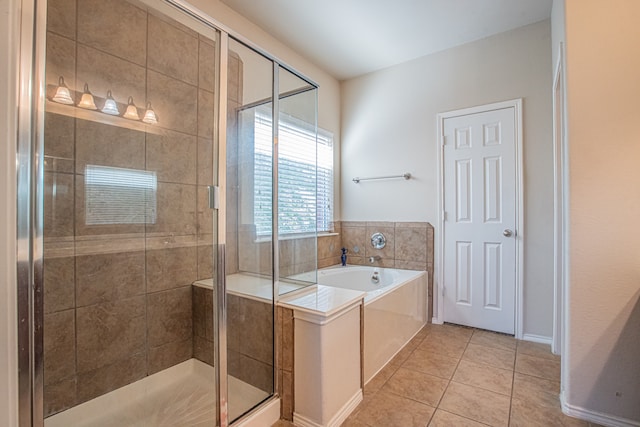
xmin=254 ymin=231 xmax=339 ymax=243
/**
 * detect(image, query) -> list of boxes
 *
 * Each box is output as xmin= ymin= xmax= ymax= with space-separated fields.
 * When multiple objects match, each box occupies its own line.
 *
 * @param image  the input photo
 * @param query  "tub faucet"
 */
xmin=371 ymin=271 xmax=380 ymax=284
xmin=368 ymin=256 xmax=381 ymax=264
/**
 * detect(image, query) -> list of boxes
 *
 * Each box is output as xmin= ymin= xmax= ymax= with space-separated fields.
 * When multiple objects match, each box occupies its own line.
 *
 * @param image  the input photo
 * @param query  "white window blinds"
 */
xmin=254 ymin=111 xmax=333 ymax=236
xmin=85 ymin=165 xmax=157 ymax=225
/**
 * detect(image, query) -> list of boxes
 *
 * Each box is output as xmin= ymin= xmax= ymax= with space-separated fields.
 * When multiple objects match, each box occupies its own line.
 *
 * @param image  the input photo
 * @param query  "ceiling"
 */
xmin=220 ymin=0 xmax=553 ymax=80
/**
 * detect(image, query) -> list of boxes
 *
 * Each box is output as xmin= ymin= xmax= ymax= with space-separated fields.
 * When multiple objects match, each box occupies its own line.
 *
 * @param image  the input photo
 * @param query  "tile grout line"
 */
xmin=508 ymin=356 xmax=516 ymax=426
xmin=345 ymin=325 xmax=568 ymax=427
xmin=428 ymin=329 xmax=472 ymax=423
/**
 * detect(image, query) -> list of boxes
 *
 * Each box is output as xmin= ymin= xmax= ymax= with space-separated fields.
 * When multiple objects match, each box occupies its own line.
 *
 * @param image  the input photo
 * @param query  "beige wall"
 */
xmin=561 ymin=0 xmax=640 ymax=422
xmin=551 ymin=0 xmax=565 ymax=74
xmin=341 ymin=20 xmax=554 ymax=337
xmin=0 ymin=0 xmax=19 ymax=424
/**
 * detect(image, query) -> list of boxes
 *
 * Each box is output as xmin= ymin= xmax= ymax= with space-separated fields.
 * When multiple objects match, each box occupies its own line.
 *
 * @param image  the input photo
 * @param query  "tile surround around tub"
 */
xmin=277 ymin=306 xmax=294 ymax=421
xmin=328 ymin=221 xmax=434 ymax=317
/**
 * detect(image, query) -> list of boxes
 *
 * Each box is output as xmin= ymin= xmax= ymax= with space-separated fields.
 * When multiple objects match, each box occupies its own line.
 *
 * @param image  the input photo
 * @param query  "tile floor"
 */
xmin=273 ymin=323 xmax=602 ymax=427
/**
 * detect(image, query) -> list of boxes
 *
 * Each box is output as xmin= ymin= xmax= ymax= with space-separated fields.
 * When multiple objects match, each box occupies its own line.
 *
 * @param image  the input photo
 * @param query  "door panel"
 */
xmin=456 ymin=241 xmax=472 ymax=305
xmin=443 ymin=107 xmax=516 ymax=334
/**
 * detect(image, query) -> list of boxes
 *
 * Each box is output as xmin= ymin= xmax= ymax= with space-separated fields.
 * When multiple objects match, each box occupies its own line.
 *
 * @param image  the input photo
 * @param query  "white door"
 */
xmin=442 ymin=107 xmax=517 ymax=334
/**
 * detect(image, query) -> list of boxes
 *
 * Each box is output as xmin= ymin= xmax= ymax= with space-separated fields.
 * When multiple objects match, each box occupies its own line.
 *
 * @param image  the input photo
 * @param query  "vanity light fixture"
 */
xmin=101 ymin=90 xmax=120 ymax=115
xmin=142 ymin=102 xmax=158 ymax=124
xmin=77 ymin=83 xmax=97 ymax=110
xmin=52 ymin=76 xmax=74 ymax=105
xmin=50 ymin=80 xmax=156 ymax=125
xmin=123 ymin=96 xmax=140 ymax=120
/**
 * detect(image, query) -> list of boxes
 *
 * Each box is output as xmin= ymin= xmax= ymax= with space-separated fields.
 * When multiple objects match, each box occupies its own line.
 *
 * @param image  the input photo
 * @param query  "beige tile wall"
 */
xmin=192 ymin=286 xmax=274 ymax=394
xmin=317 ymin=222 xmax=343 ymax=269
xmin=277 ymin=306 xmax=295 ymax=421
xmin=42 ymin=0 xmax=242 ymax=417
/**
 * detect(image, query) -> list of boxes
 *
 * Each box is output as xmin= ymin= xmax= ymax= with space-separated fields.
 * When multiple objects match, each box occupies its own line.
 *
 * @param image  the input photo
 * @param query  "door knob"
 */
xmin=503 ymin=229 xmax=513 ymax=237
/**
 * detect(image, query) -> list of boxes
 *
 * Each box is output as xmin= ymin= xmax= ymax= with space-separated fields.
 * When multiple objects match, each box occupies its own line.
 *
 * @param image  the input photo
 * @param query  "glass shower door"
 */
xmin=33 ymin=1 xmax=320 ymax=426
xmin=225 ymin=38 xmax=275 ymax=423
xmin=41 ymin=0 xmax=221 ymax=424
xmin=277 ymin=66 xmax=319 ymax=289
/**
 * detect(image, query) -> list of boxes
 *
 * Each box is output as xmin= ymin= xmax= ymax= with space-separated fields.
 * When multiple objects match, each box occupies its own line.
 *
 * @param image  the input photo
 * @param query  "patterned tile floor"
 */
xmin=273 ymin=323 xmax=602 ymax=427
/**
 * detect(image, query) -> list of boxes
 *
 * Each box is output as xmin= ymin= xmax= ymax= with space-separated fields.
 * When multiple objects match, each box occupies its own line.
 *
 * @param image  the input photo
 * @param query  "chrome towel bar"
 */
xmin=352 ymin=172 xmax=411 ymax=184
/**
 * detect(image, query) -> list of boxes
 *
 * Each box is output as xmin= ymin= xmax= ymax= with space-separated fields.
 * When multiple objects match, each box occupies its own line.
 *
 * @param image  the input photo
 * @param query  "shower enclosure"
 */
xmin=16 ymin=0 xmax=319 ymax=425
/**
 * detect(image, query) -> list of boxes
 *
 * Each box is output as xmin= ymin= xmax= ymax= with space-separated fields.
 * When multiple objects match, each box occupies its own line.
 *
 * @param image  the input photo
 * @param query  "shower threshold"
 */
xmin=45 ymin=358 xmax=269 ymax=427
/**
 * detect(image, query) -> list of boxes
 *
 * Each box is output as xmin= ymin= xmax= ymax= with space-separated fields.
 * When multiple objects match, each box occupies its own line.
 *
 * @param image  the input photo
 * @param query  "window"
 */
xmin=85 ymin=165 xmax=157 ymax=225
xmin=253 ymin=110 xmax=333 ymax=236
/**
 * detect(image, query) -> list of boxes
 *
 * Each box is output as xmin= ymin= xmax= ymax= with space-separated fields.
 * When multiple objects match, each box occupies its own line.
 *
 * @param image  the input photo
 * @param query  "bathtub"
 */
xmin=316 ymin=266 xmax=428 ymax=383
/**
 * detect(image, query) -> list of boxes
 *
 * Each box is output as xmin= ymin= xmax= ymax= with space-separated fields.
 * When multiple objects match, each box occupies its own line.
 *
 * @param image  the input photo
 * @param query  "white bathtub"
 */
xmin=317 ymin=266 xmax=428 ymax=383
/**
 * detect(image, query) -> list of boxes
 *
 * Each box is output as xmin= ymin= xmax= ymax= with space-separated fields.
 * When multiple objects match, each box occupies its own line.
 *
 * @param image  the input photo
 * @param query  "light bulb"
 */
xmin=52 ymin=76 xmax=74 ymax=105
xmin=101 ymin=90 xmax=120 ymax=115
xmin=142 ymin=102 xmax=158 ymax=124
xmin=123 ymin=96 xmax=140 ymax=120
xmin=77 ymin=83 xmax=97 ymax=110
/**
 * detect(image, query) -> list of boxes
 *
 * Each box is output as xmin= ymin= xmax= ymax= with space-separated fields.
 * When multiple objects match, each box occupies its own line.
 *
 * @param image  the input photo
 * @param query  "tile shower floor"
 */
xmin=274 ymin=323 xmax=602 ymax=427
xmin=45 ymin=359 xmax=268 ymax=427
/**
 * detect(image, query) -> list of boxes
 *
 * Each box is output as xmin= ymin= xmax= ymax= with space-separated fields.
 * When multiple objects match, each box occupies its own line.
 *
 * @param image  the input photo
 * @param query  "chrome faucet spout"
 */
xmin=368 ymin=256 xmax=381 ymax=264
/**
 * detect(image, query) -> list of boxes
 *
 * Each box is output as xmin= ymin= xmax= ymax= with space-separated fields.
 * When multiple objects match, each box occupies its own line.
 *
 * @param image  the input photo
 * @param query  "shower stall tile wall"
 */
xmin=41 ymin=0 xmax=241 ymax=417
xmin=192 ymin=286 xmax=274 ymax=394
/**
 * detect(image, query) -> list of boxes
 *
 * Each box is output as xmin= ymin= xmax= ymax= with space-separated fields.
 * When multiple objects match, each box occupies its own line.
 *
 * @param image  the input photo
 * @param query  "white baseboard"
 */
xmin=327 ymin=389 xmax=363 ymax=427
xmin=431 ymin=316 xmax=443 ymax=325
xmin=293 ymin=389 xmax=363 ymax=427
xmin=521 ymin=333 xmax=553 ymax=345
xmin=561 ymin=391 xmax=640 ymax=427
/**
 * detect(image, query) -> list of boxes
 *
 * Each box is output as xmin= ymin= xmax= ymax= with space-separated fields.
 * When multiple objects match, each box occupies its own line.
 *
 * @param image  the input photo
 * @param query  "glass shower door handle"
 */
xmin=208 ymin=185 xmax=220 ymax=209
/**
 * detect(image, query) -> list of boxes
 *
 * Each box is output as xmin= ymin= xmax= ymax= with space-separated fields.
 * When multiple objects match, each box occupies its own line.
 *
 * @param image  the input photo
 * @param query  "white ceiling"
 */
xmin=220 ymin=0 xmax=553 ymax=80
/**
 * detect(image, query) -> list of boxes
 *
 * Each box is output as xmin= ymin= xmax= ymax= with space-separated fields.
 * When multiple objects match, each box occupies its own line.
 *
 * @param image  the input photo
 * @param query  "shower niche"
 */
xmin=34 ymin=0 xmax=319 ymax=426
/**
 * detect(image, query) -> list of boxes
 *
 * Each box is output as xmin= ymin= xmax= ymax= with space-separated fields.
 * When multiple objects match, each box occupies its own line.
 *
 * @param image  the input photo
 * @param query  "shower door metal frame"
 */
xmin=16 ymin=0 xmax=47 ymax=424
xmin=15 ymin=0 xmax=319 ymax=425
xmin=215 ymin=29 xmax=230 ymax=427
